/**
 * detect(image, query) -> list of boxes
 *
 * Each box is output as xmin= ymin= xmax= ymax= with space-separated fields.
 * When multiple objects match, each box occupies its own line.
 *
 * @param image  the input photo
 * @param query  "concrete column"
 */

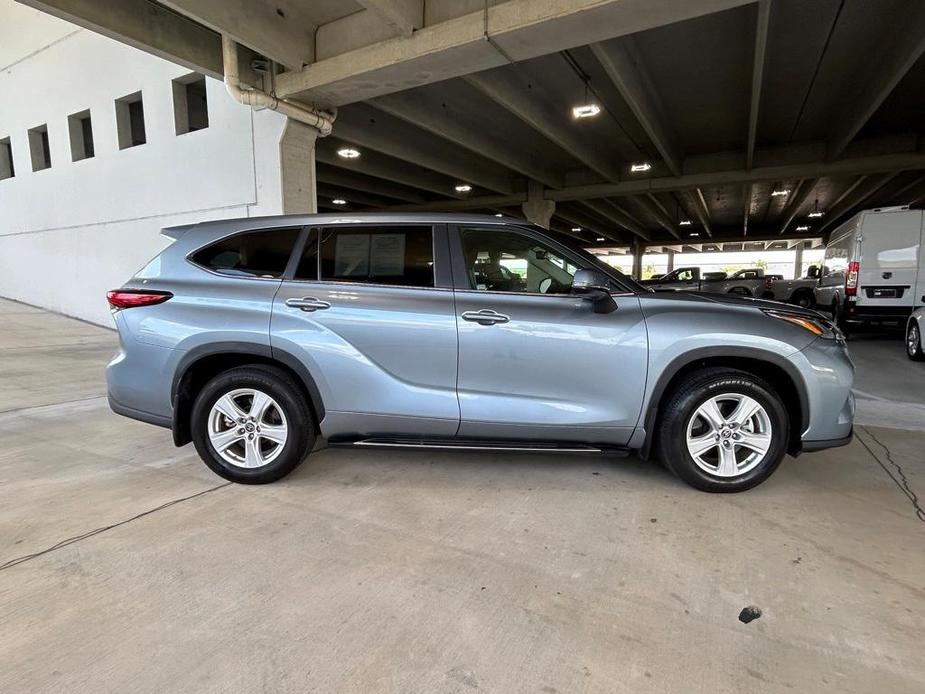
xmin=793 ymin=243 xmax=804 ymax=279
xmin=632 ymin=240 xmax=645 ymax=280
xmin=279 ymin=119 xmax=318 ymax=214
xmin=666 ymin=249 xmax=675 ymax=273
xmin=521 ymin=180 xmax=554 ymax=228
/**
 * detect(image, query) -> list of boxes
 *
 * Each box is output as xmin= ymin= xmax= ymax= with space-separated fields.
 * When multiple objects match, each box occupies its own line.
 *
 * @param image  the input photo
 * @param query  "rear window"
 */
xmin=191 ymin=227 xmax=299 ymax=278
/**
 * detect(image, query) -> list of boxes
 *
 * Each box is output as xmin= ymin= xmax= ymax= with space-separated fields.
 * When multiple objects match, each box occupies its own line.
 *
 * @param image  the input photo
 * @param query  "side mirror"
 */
xmin=807 ymin=265 xmax=820 ymax=279
xmin=572 ymin=269 xmax=617 ymax=314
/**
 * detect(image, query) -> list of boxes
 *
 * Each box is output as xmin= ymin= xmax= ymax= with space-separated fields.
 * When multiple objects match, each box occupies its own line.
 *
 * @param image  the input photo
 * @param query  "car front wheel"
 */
xmin=908 ymin=321 xmax=925 ymax=361
xmin=657 ymin=368 xmax=789 ymax=492
xmin=191 ymin=365 xmax=315 ymax=484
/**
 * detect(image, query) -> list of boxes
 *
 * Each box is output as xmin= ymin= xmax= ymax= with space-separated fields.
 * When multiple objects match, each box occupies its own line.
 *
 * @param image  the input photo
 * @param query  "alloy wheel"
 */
xmin=685 ymin=393 xmax=773 ymax=478
xmin=207 ymin=388 xmax=289 ymax=468
xmin=909 ymin=324 xmax=921 ymax=357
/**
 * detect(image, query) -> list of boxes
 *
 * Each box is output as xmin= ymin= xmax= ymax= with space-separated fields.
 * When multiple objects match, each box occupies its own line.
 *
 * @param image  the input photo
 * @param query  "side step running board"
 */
xmin=334 ymin=438 xmax=629 ymax=456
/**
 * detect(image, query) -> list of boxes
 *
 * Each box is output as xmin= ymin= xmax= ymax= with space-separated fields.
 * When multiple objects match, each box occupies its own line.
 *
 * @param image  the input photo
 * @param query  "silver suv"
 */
xmin=106 ymin=214 xmax=855 ymax=492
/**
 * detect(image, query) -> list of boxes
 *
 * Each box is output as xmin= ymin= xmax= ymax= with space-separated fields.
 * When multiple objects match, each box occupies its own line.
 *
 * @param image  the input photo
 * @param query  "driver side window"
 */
xmin=459 ymin=227 xmax=582 ymax=295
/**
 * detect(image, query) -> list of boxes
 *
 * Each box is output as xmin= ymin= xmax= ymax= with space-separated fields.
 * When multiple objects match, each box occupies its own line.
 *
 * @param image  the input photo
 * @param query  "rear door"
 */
xmin=450 ymin=224 xmax=648 ymax=445
xmin=271 ymin=223 xmax=459 ymax=439
xmin=856 ymin=210 xmax=922 ymax=309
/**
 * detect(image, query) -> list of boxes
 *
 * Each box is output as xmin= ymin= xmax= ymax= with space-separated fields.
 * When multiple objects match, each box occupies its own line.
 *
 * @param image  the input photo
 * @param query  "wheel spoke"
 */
xmin=717 ymin=444 xmax=739 ymax=476
xmin=728 ymin=395 xmax=761 ymax=427
xmin=249 ymin=391 xmax=272 ymax=420
xmin=213 ymin=394 xmax=245 ymax=422
xmin=697 ymin=398 xmax=725 ymax=430
xmin=737 ymin=431 xmax=771 ymax=454
xmin=210 ymin=428 xmax=243 ymax=451
xmin=259 ymin=424 xmax=287 ymax=445
xmin=687 ymin=433 xmax=717 ymax=459
xmin=244 ymin=437 xmax=263 ymax=468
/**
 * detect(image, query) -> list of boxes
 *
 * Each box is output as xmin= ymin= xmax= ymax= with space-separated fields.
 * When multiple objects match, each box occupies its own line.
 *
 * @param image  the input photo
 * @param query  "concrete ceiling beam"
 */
xmin=464 ymin=70 xmax=625 ymax=183
xmin=777 ymin=178 xmax=818 ymax=235
xmin=590 ymin=38 xmax=683 ymax=176
xmin=315 ymin=139 xmax=465 ymax=199
xmin=746 ymin=0 xmax=771 ymax=170
xmin=333 ymin=106 xmax=516 ymax=194
xmin=545 ymin=151 xmax=925 ymax=202
xmin=18 ymin=0 xmax=223 ymax=77
xmin=157 ymin=0 xmax=316 ymax=70
xmin=385 ymin=194 xmax=527 ymax=212
xmin=356 ymin=0 xmax=423 ymax=38
xmin=274 ymin=0 xmax=754 ymax=105
xmin=583 ymin=199 xmax=652 ymax=241
xmin=369 ymin=93 xmax=565 ymax=188
xmin=315 ymin=166 xmax=430 ymax=204
xmin=826 ymin=1 xmax=925 ymax=159
xmin=816 ymin=172 xmax=903 ymax=235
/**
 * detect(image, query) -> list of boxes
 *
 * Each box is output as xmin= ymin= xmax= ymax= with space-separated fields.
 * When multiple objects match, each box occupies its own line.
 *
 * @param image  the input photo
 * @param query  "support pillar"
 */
xmin=521 ymin=180 xmax=555 ymax=228
xmin=279 ymin=119 xmax=318 ymax=214
xmin=666 ymin=249 xmax=675 ymax=273
xmin=632 ymin=240 xmax=645 ymax=280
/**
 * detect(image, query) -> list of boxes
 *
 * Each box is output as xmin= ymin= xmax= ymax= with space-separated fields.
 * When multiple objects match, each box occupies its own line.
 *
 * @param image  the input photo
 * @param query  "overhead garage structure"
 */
xmin=21 ymin=0 xmax=925 ymax=248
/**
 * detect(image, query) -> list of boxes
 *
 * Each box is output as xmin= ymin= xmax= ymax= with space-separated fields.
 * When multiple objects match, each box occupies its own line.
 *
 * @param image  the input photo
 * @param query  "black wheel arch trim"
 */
xmin=639 ymin=346 xmax=810 ymax=459
xmin=170 ymin=341 xmax=326 ymax=446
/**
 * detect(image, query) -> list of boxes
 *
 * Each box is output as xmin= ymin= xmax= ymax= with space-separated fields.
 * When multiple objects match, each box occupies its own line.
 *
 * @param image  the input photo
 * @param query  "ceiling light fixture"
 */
xmin=679 ymin=219 xmax=692 ymax=226
xmin=455 ymin=183 xmax=472 ymax=193
xmin=596 ymin=237 xmax=605 ymax=242
xmin=331 ymin=198 xmax=347 ymax=205
xmin=571 ymin=227 xmax=582 ymax=232
xmin=808 ymin=199 xmax=824 ymax=218
xmin=796 ymin=225 xmax=810 ymax=231
xmin=689 ymin=232 xmax=700 ymax=237
xmin=572 ymin=104 xmax=601 ymax=119
xmin=336 ymin=147 xmax=360 ymax=159
xmin=630 ymin=162 xmax=652 ymax=173
xmin=494 ymin=213 xmax=503 ymax=217
xmin=771 ymin=188 xmax=790 ymax=197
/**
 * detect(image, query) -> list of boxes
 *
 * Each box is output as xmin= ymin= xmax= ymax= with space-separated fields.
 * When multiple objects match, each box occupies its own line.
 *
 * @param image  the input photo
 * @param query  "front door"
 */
xmin=271 ymin=223 xmax=459 ymax=439
xmin=451 ymin=225 xmax=648 ymax=445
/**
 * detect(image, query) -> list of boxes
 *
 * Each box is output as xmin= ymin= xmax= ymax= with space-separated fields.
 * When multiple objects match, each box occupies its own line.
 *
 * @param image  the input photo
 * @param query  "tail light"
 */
xmin=845 ymin=261 xmax=859 ymax=297
xmin=107 ymin=289 xmax=173 ymax=310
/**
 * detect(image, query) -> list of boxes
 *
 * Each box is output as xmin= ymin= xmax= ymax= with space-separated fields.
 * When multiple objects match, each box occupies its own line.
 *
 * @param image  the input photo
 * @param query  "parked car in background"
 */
xmin=642 ymin=266 xmax=782 ymax=297
xmin=815 ymin=206 xmax=925 ymax=332
xmin=764 ymin=266 xmax=821 ymax=308
xmin=106 ymin=213 xmax=854 ymax=493
xmin=907 ymin=307 xmax=925 ymax=361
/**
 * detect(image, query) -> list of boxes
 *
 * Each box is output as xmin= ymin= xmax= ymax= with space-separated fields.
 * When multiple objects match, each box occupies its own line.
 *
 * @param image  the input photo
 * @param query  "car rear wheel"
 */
xmin=191 ymin=365 xmax=314 ymax=483
xmin=908 ymin=322 xmax=925 ymax=361
xmin=657 ymin=368 xmax=789 ymax=492
xmin=792 ymin=290 xmax=813 ymax=308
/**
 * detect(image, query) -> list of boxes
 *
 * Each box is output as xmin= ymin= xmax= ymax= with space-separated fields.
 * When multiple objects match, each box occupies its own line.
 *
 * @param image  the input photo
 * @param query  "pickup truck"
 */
xmin=763 ymin=267 xmax=821 ymax=308
xmin=641 ymin=266 xmax=783 ymax=297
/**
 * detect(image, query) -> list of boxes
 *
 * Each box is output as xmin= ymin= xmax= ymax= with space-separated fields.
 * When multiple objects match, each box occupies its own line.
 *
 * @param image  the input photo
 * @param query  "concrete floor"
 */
xmin=1 ymin=297 xmax=924 ymax=693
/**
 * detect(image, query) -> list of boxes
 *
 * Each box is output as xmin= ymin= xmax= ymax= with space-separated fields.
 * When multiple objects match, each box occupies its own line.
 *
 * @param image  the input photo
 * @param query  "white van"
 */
xmin=815 ymin=206 xmax=924 ymax=331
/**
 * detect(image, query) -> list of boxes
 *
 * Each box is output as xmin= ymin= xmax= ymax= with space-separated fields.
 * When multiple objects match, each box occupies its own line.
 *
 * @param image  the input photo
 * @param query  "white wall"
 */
xmin=0 ymin=1 xmax=289 ymax=325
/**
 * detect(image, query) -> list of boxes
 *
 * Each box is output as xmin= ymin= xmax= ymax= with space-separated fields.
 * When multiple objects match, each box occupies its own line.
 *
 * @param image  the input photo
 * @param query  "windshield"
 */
xmin=515 ymin=224 xmax=647 ymax=293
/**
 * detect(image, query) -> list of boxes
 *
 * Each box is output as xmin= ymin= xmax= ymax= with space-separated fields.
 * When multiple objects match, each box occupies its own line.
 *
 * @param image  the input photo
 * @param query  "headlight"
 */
xmin=763 ymin=309 xmax=840 ymax=340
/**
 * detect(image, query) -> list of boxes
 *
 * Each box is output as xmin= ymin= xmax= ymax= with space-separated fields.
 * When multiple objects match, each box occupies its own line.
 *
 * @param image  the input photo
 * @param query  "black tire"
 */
xmin=791 ymin=290 xmax=813 ymax=309
xmin=831 ymin=299 xmax=850 ymax=338
xmin=908 ymin=321 xmax=925 ymax=361
xmin=656 ymin=368 xmax=789 ymax=493
xmin=191 ymin=365 xmax=315 ymax=484
xmin=729 ymin=287 xmax=752 ymax=297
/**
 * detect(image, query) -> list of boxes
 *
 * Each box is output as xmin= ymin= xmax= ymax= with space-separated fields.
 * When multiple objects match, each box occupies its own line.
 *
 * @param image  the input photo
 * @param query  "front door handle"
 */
xmin=286 ymin=297 xmax=331 ymax=312
xmin=461 ymin=309 xmax=510 ymax=326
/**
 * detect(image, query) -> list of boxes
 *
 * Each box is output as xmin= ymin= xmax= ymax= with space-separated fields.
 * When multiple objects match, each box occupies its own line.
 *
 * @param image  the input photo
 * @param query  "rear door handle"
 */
xmin=286 ymin=297 xmax=331 ymax=312
xmin=461 ymin=309 xmax=510 ymax=326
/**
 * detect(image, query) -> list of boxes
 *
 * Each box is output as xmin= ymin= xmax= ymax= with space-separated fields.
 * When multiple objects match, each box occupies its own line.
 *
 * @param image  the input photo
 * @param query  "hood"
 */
xmin=642 ymin=290 xmax=824 ymax=318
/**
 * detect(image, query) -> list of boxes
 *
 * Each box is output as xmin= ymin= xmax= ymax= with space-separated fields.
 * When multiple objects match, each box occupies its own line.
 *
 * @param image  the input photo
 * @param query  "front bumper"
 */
xmin=794 ymin=337 xmax=855 ymax=450
xmin=802 ymin=428 xmax=853 ymax=452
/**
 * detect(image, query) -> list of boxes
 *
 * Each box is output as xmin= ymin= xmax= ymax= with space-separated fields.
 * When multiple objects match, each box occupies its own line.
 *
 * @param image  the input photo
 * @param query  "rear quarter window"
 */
xmin=191 ymin=227 xmax=300 ymax=278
